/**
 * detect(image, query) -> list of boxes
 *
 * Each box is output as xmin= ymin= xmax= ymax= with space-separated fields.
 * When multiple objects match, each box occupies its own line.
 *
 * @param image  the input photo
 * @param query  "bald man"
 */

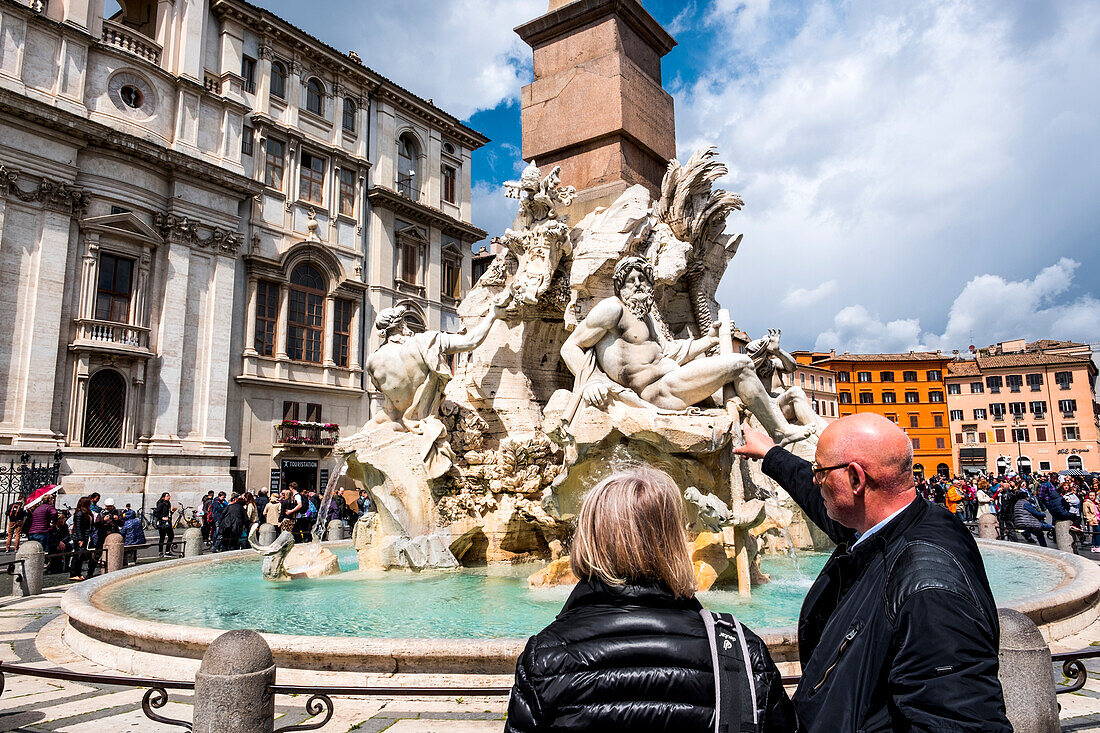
xmin=735 ymin=414 xmax=1009 ymax=733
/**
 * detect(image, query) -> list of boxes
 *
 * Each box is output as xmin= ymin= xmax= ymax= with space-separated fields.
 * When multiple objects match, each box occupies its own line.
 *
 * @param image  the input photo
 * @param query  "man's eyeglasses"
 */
xmin=811 ymin=461 xmax=851 ymax=482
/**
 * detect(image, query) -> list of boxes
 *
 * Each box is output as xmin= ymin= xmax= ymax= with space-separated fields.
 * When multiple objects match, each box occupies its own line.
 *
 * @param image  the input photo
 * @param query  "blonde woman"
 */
xmin=505 ymin=467 xmax=793 ymax=732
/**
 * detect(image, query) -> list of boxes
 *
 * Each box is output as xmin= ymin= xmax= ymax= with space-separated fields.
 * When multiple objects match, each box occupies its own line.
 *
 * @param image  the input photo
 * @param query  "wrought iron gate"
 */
xmin=0 ymin=451 xmax=63 ymax=524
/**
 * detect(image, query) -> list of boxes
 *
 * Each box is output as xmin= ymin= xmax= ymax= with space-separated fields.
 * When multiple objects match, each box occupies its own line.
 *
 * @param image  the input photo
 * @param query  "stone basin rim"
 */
xmin=59 ymin=538 xmax=1100 ymax=674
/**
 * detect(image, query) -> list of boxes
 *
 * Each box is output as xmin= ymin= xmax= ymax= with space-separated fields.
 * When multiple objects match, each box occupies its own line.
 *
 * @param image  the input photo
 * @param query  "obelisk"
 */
xmin=516 ymin=0 xmax=677 ymax=221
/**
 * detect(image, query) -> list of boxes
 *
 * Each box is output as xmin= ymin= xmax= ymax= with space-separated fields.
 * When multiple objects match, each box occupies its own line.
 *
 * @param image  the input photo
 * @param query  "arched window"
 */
xmin=306 ymin=78 xmax=324 ymax=116
xmin=84 ymin=370 xmax=126 ymax=449
xmin=1068 ymin=455 xmax=1084 ymax=471
xmin=936 ymin=463 xmax=950 ymax=478
xmin=913 ymin=464 xmax=924 ymax=478
xmin=271 ymin=61 xmax=287 ymax=100
xmin=996 ymin=456 xmax=1010 ymax=475
xmin=397 ymin=133 xmax=419 ymax=200
xmin=287 ymin=263 xmax=325 ymax=363
xmin=342 ymin=98 xmax=357 ymax=132
xmin=403 ymin=308 xmax=425 ymax=333
xmin=1017 ymin=456 xmax=1032 ymax=475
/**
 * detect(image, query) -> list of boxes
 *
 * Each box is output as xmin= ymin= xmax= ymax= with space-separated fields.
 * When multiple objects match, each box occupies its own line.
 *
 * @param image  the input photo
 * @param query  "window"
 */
xmin=947 ymin=383 xmax=961 ymax=395
xmin=882 ymin=391 xmax=896 ymax=403
xmin=264 ymin=138 xmax=285 ymax=190
xmin=338 ymin=168 xmax=356 ymax=217
xmin=905 ymin=391 xmax=919 ymax=403
xmin=342 ymin=98 xmax=357 ymax=132
xmin=970 ymin=381 xmax=983 ymax=394
xmin=909 ymin=414 xmax=920 ymax=428
xmin=859 ymin=392 xmax=874 ymax=404
xmin=254 ymin=280 xmax=278 ymax=356
xmin=299 ymin=151 xmax=325 ymax=204
xmin=800 ymin=374 xmax=806 ymax=387
xmin=1009 ymin=402 xmax=1026 ymax=416
xmin=95 ymin=253 xmax=133 ymax=322
xmin=333 ymin=299 xmax=352 ymax=368
xmin=929 ymin=391 xmax=944 ymax=403
xmin=1059 ymin=399 xmax=1077 ymax=415
xmin=836 ymin=371 xmax=850 ymax=382
xmin=936 ymin=438 xmax=945 ymax=450
xmin=443 ymin=254 xmax=461 ymax=300
xmin=994 ymin=428 xmax=1005 ymax=442
xmin=242 ymin=125 xmax=253 ymax=156
xmin=926 ymin=370 xmax=942 ymax=381
xmin=241 ymin=55 xmax=256 ymax=93
xmin=442 ymin=164 xmax=457 ymax=204
xmin=399 ymin=238 xmax=421 ymax=284
xmin=828 ymin=377 xmax=833 ymax=389
xmin=838 ymin=392 xmax=852 ymax=404
xmin=1026 ymin=373 xmax=1043 ymax=391
xmin=857 ymin=371 xmax=872 ymax=382
xmin=1006 ymin=374 xmax=1023 ymax=392
xmin=902 ymin=371 xmax=917 ymax=382
xmin=973 ymin=408 xmax=987 ymax=419
xmin=305 ymin=402 xmax=322 ymax=422
xmin=83 ymin=369 xmax=126 ymax=449
xmin=282 ymin=401 xmax=298 ymax=421
xmin=287 ymin=264 xmax=325 ymax=363
xmin=1029 ymin=401 xmax=1046 ymax=416
xmin=880 ymin=371 xmax=894 ymax=382
xmin=1064 ymin=426 xmax=1081 ymax=441
xmin=1040 ymin=460 xmax=1052 ymax=471
xmin=1011 ymin=428 xmax=1029 ymax=442
xmin=271 ymin=61 xmax=287 ymax=99
xmin=397 ymin=134 xmax=419 ymax=200
xmin=1035 ymin=427 xmax=1047 ymax=442
xmin=990 ymin=403 xmax=1005 ymax=419
xmin=986 ymin=375 xmax=1002 ymax=393
xmin=306 ymin=78 xmax=324 ymax=115
xmin=912 ymin=438 xmax=921 ymax=450
xmin=950 ymin=410 xmax=963 ymax=421
xmin=1055 ymin=371 xmax=1073 ymax=389
xmin=933 ymin=413 xmax=944 ymax=428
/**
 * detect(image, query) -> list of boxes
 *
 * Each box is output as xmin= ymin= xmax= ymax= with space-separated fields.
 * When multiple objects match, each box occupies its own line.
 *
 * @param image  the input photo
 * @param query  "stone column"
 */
xmin=149 ymin=241 xmax=190 ymax=445
xmin=998 ymin=609 xmax=1059 ymax=733
xmin=322 ymin=295 xmax=336 ymax=368
xmin=193 ymin=630 xmax=276 ymax=733
xmin=243 ymin=276 xmax=259 ymax=357
xmin=67 ymin=353 xmax=90 ymax=447
xmin=1054 ymin=520 xmax=1073 ymax=553
xmin=255 ymin=42 xmax=272 ymax=114
xmin=274 ymin=283 xmax=290 ymax=361
xmin=13 ymin=541 xmax=44 ymax=597
xmin=201 ymin=254 xmax=234 ymax=447
xmin=104 ymin=532 xmax=124 ymax=572
xmin=348 ymin=299 xmax=362 ymax=371
xmin=285 ymin=61 xmax=301 ymax=128
xmin=183 ymin=527 xmax=204 ymax=557
xmin=77 ymin=231 xmax=100 ymax=319
xmin=978 ymin=514 xmax=998 ymax=539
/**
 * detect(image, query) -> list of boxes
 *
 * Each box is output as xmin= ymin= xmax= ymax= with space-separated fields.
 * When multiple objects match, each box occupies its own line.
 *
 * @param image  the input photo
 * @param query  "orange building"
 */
xmin=806 ymin=351 xmax=955 ymax=478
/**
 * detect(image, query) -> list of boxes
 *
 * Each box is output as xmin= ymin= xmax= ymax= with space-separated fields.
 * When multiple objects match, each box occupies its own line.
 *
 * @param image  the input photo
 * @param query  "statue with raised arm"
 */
xmin=366 ymin=290 xmax=512 ymax=477
xmin=745 ymin=329 xmax=823 ymax=429
xmin=559 ymin=257 xmax=812 ymax=446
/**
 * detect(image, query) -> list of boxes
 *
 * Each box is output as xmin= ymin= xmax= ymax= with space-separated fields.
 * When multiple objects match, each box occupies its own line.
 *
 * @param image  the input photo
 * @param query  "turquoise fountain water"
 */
xmin=98 ymin=546 xmax=1063 ymax=639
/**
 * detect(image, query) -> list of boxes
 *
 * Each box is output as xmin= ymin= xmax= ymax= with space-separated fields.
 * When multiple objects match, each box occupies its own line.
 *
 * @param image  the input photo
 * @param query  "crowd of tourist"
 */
xmin=916 ymin=471 xmax=1100 ymax=550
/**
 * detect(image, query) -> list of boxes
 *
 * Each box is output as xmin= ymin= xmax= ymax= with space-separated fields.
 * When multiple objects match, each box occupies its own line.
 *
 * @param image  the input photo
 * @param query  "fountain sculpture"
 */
xmin=330 ymin=147 xmax=825 ymax=593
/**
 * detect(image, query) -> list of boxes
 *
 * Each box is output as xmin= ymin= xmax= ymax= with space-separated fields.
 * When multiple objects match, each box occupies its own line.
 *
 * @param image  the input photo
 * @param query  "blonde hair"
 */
xmin=570 ymin=467 xmax=696 ymax=599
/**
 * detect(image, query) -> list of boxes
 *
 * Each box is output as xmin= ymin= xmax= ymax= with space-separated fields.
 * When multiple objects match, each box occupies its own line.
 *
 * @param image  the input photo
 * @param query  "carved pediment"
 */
xmin=81 ymin=212 xmax=162 ymax=245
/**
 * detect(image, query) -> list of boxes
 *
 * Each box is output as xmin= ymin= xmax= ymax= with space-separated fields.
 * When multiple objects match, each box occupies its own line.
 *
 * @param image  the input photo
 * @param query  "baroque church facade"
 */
xmin=0 ymin=0 xmax=486 ymax=507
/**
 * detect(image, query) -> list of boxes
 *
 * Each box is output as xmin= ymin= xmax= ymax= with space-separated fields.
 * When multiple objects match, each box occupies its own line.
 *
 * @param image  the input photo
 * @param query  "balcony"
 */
xmin=101 ymin=19 xmax=162 ymax=65
xmin=71 ymin=318 xmax=152 ymax=357
xmin=203 ymin=72 xmax=222 ymax=95
xmin=274 ymin=421 xmax=339 ymax=448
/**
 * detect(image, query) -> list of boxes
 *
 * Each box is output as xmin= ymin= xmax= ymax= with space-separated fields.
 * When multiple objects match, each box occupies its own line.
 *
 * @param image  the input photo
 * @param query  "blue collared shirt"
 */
xmin=851 ymin=501 xmax=913 ymax=548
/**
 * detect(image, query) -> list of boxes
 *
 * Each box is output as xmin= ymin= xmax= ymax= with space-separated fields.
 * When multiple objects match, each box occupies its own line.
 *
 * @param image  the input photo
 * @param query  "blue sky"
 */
xmin=259 ymin=0 xmax=1100 ymax=354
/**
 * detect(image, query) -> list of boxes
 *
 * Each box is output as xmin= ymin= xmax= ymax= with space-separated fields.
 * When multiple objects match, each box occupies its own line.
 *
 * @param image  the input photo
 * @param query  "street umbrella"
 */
xmin=1059 ymin=469 xmax=1090 ymax=477
xmin=24 ymin=484 xmax=61 ymax=510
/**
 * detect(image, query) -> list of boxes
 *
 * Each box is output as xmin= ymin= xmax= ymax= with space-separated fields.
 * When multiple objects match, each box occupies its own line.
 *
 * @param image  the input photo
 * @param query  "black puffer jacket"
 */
xmin=504 ymin=577 xmax=795 ymax=732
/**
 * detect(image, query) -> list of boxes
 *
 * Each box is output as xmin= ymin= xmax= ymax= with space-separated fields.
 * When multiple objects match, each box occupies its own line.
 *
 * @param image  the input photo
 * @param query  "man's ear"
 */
xmin=848 ymin=463 xmax=869 ymax=496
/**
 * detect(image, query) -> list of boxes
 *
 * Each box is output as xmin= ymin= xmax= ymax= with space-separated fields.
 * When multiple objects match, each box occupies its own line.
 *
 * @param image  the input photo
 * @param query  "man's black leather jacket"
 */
xmin=763 ymin=447 xmax=1011 ymax=733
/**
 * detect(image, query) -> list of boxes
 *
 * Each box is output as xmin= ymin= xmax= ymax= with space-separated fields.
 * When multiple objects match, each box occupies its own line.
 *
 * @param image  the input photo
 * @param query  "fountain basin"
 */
xmin=60 ymin=539 xmax=1100 ymax=676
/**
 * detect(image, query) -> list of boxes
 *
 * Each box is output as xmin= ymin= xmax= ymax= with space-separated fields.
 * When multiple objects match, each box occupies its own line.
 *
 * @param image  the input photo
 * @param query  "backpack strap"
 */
xmin=701 ymin=609 xmax=759 ymax=733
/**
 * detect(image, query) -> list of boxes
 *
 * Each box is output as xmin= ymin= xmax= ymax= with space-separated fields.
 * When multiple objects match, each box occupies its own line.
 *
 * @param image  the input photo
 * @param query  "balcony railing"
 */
xmin=74 ymin=318 xmax=150 ymax=351
xmin=274 ymin=421 xmax=339 ymax=448
xmin=203 ymin=73 xmax=221 ymax=95
xmin=101 ymin=19 xmax=161 ymax=65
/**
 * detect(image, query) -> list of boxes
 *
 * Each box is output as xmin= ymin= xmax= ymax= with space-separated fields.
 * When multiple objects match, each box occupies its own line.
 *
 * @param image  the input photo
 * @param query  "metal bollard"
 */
xmin=13 ymin=541 xmax=44 ymax=597
xmin=1054 ymin=520 xmax=1073 ymax=554
xmin=258 ymin=523 xmax=277 ymax=547
xmin=997 ymin=608 xmax=1059 ymax=733
xmin=182 ymin=527 xmax=204 ymax=558
xmin=978 ymin=514 xmax=999 ymax=539
xmin=326 ymin=519 xmax=344 ymax=541
xmin=193 ymin=629 xmax=275 ymax=733
xmin=104 ymin=533 xmax=124 ymax=573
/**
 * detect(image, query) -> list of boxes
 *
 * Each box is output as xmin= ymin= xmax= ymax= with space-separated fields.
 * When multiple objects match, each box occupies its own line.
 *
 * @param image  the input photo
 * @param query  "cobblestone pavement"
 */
xmin=2 ymin=582 xmax=1100 ymax=731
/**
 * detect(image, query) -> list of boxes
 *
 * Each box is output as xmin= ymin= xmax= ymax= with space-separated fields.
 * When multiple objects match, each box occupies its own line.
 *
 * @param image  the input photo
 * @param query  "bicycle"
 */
xmin=172 ymin=505 xmax=201 ymax=529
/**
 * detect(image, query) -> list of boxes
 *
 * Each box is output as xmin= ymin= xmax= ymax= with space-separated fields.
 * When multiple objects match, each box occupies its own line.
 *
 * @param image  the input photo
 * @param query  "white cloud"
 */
xmin=781 ymin=279 xmax=837 ymax=308
xmin=470 ymin=180 xmax=517 ymax=247
xmin=260 ymin=0 xmax=543 ymax=119
xmin=814 ymin=258 xmax=1100 ymax=352
xmin=671 ymin=0 xmax=1100 ymax=349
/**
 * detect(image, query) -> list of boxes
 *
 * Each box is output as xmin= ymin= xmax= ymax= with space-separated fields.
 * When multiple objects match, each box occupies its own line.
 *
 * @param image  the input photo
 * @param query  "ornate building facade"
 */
xmin=0 ymin=0 xmax=486 ymax=508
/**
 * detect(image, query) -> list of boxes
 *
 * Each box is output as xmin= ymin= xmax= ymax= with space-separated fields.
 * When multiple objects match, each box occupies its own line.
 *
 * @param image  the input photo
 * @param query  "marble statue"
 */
xmin=247 ymin=520 xmax=295 ymax=580
xmin=559 ymin=256 xmax=813 ymax=446
xmin=500 ymin=162 xmax=576 ymax=304
xmin=684 ymin=486 xmax=765 ymax=534
xmin=365 ymin=290 xmax=513 ymax=478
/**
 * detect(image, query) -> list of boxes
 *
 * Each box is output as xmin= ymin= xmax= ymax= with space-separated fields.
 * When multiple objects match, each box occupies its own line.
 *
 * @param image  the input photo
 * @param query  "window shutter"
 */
xmin=955 ymin=432 xmax=963 ymax=443
xmin=979 ymin=433 xmax=987 ymax=443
